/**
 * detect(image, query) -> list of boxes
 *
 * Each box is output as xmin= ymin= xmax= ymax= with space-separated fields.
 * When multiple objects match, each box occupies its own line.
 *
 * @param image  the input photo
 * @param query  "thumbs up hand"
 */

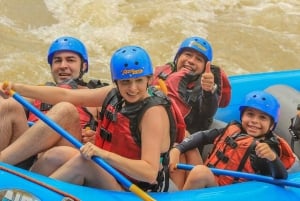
xmin=201 ymin=62 xmax=215 ymax=92
xmin=205 ymin=61 xmax=212 ymax=73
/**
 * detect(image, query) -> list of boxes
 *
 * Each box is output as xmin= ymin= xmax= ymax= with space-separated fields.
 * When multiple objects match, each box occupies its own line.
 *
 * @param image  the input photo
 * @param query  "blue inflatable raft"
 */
xmin=1 ymin=69 xmax=300 ymax=201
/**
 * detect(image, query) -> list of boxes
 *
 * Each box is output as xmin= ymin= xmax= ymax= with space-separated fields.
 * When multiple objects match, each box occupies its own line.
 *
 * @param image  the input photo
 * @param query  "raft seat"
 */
xmin=266 ymin=85 xmax=300 ymax=156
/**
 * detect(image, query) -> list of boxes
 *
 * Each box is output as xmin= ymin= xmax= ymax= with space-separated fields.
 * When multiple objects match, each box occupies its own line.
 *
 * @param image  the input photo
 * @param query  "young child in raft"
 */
xmin=169 ymin=90 xmax=295 ymax=190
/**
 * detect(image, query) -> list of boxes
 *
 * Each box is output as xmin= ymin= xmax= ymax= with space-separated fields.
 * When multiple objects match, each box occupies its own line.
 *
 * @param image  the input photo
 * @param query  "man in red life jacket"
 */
xmin=152 ymin=36 xmax=231 ymax=135
xmin=0 ymin=36 xmax=106 ymax=172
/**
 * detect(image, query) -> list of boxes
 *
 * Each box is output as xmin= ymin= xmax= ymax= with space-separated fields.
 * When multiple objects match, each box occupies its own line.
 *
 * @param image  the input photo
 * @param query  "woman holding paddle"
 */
xmin=1 ymin=45 xmax=182 ymax=193
xmin=169 ymin=91 xmax=295 ymax=190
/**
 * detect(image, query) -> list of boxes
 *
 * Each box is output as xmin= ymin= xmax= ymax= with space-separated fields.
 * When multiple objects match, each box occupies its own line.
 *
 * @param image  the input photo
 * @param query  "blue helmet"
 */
xmin=239 ymin=91 xmax=280 ymax=126
xmin=47 ymin=36 xmax=89 ymax=72
xmin=110 ymin=45 xmax=153 ymax=81
xmin=174 ymin=36 xmax=213 ymax=63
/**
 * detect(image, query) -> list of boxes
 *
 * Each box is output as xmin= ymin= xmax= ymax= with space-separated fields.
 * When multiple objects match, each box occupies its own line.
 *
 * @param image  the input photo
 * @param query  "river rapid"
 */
xmin=0 ymin=0 xmax=299 ymax=84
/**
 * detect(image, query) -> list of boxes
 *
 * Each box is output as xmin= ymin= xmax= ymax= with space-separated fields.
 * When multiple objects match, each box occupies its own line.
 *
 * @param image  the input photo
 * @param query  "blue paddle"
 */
xmin=176 ymin=163 xmax=300 ymax=188
xmin=7 ymin=88 xmax=156 ymax=201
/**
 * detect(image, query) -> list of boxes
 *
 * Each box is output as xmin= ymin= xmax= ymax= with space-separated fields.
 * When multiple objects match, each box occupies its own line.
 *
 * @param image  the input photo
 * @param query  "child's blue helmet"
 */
xmin=239 ymin=91 xmax=280 ymax=126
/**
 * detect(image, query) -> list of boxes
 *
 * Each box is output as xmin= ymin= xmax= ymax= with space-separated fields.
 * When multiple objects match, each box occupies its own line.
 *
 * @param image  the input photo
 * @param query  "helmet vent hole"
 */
xmin=135 ymin=61 xmax=139 ymax=65
xmin=124 ymin=63 xmax=128 ymax=67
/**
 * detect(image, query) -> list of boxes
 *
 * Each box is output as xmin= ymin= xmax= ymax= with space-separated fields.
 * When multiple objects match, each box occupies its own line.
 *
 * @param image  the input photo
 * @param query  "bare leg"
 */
xmin=169 ymin=152 xmax=187 ymax=189
xmin=0 ymin=98 xmax=29 ymax=151
xmin=50 ymin=153 xmax=123 ymax=190
xmin=170 ymin=148 xmax=203 ymax=189
xmin=30 ymin=146 xmax=79 ymax=176
xmin=0 ymin=102 xmax=82 ymax=165
xmin=182 ymin=165 xmax=217 ymax=190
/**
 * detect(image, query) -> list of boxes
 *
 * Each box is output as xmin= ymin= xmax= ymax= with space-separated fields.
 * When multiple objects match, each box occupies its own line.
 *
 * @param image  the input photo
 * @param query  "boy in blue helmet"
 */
xmin=0 ymin=36 xmax=107 ymax=172
xmin=168 ymin=91 xmax=295 ymax=190
xmin=152 ymin=36 xmax=231 ymax=134
xmin=0 ymin=45 xmax=182 ymax=192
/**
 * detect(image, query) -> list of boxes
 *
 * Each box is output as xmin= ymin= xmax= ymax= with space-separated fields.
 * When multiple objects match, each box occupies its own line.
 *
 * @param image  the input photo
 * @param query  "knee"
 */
xmin=0 ymin=98 xmax=23 ymax=113
xmin=55 ymin=102 xmax=78 ymax=113
xmin=38 ymin=148 xmax=63 ymax=165
xmin=40 ymin=146 xmax=79 ymax=165
xmin=50 ymin=102 xmax=79 ymax=119
xmin=189 ymin=165 xmax=213 ymax=181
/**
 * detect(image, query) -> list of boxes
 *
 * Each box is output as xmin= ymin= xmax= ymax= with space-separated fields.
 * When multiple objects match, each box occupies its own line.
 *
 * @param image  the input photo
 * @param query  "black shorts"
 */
xmin=15 ymin=155 xmax=37 ymax=170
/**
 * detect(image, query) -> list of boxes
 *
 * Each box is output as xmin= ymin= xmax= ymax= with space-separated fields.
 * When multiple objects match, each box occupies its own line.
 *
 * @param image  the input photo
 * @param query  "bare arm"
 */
xmin=4 ymin=82 xmax=113 ymax=107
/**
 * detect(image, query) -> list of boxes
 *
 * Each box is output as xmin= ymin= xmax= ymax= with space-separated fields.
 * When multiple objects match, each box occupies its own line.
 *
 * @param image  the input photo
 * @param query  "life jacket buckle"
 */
xmin=100 ymin=128 xmax=112 ymax=141
xmin=105 ymin=111 xmax=117 ymax=121
xmin=158 ymin=72 xmax=168 ymax=80
xmin=225 ymin=136 xmax=238 ymax=148
xmin=216 ymin=150 xmax=229 ymax=163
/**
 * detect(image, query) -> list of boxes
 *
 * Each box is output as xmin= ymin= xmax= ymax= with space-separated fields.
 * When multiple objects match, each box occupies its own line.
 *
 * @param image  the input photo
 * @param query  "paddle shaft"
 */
xmin=177 ymin=163 xmax=300 ymax=188
xmin=10 ymin=90 xmax=155 ymax=201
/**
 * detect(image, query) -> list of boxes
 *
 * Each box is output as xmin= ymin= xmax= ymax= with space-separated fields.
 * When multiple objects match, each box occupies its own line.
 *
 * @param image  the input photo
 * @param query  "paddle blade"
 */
xmin=130 ymin=185 xmax=156 ymax=201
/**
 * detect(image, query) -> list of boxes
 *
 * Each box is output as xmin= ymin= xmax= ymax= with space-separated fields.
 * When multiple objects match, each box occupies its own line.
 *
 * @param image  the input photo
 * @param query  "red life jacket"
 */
xmin=95 ymin=87 xmax=185 ymax=192
xmin=27 ymin=81 xmax=96 ymax=129
xmin=96 ymin=87 xmax=185 ymax=157
xmin=152 ymin=63 xmax=231 ymax=108
xmin=205 ymin=122 xmax=295 ymax=186
xmin=96 ymin=103 xmax=140 ymax=159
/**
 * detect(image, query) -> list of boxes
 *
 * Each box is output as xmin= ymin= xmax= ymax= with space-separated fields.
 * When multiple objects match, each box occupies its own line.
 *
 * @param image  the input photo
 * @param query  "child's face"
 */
xmin=241 ymin=108 xmax=273 ymax=137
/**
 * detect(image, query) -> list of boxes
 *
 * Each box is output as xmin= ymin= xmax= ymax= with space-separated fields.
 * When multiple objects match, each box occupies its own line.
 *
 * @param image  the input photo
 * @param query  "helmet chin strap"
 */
xmin=73 ymin=62 xmax=87 ymax=86
xmin=73 ymin=77 xmax=86 ymax=86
